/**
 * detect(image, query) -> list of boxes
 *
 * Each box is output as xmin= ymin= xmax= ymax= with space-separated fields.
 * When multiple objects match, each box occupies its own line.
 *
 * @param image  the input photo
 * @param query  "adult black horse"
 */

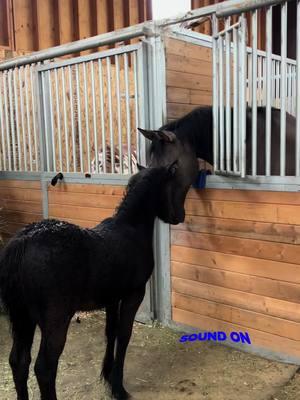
xmin=139 ymin=106 xmax=296 ymax=223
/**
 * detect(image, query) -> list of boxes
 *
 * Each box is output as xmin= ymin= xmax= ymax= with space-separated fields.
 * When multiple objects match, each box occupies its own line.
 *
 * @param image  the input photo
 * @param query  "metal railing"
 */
xmin=212 ymin=0 xmax=300 ymax=178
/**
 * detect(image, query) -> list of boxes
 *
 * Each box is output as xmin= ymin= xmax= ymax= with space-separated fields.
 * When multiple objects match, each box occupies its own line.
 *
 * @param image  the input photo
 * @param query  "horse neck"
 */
xmin=114 ymin=191 xmax=157 ymax=233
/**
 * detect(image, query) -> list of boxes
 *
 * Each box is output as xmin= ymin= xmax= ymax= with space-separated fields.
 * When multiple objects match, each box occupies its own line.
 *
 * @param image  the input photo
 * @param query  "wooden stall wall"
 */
xmin=165 ymin=36 xmax=212 ymax=123
xmin=171 ymin=189 xmax=300 ymax=360
xmin=48 ymin=183 xmax=124 ymax=228
xmin=0 ymin=0 xmax=152 ymax=52
xmin=0 ymin=179 xmax=43 ymax=241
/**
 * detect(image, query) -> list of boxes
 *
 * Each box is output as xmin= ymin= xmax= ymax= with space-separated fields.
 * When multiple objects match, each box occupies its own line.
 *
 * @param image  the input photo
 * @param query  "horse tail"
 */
xmin=0 ymin=235 xmax=28 ymax=329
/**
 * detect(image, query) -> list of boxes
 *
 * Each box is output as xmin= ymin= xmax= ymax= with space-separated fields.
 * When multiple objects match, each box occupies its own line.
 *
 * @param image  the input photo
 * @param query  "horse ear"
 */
xmin=138 ymin=128 xmax=159 ymax=141
xmin=157 ymin=130 xmax=176 ymax=143
xmin=137 ymin=163 xmax=146 ymax=171
xmin=167 ymin=160 xmax=178 ymax=176
xmin=138 ymin=128 xmax=176 ymax=143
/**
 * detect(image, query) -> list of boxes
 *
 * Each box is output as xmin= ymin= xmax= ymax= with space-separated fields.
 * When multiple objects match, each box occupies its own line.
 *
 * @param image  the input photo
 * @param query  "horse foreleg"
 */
xmin=110 ymin=287 xmax=145 ymax=400
xmin=34 ymin=315 xmax=71 ymax=400
xmin=9 ymin=319 xmax=36 ymax=400
xmin=101 ymin=301 xmax=119 ymax=383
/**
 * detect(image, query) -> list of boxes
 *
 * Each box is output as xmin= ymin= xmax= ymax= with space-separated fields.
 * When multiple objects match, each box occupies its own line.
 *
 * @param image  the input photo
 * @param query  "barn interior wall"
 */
xmin=0 ymin=0 xmax=152 ymax=52
xmin=165 ymin=35 xmax=300 ymax=362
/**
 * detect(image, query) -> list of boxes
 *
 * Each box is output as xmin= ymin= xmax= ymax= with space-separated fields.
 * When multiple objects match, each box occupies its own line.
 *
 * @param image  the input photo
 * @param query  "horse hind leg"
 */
xmin=101 ymin=301 xmax=119 ymax=383
xmin=9 ymin=317 xmax=36 ymax=400
xmin=34 ymin=315 xmax=72 ymax=400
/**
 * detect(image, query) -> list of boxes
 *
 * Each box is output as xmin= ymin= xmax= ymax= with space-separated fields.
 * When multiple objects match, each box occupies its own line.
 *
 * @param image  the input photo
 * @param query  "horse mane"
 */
xmin=114 ymin=168 xmax=162 ymax=221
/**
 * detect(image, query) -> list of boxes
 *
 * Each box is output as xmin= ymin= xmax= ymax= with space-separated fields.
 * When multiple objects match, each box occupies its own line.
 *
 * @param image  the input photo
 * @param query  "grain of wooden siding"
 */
xmin=172 ymin=277 xmax=300 ymax=323
xmin=49 ymin=204 xmax=113 ymax=222
xmin=187 ymin=188 xmax=300 ymax=205
xmin=171 ymin=261 xmax=300 ymax=303
xmin=172 ymin=215 xmax=300 ymax=244
xmin=0 ymin=179 xmax=42 ymax=237
xmin=184 ymin=198 xmax=300 ymax=225
xmin=165 ymin=37 xmax=212 ymax=121
xmin=171 ymin=246 xmax=300 ymax=284
xmin=13 ymin=0 xmax=35 ymax=51
xmin=172 ymin=230 xmax=300 ymax=265
xmin=48 ymin=183 xmax=125 ymax=196
xmin=35 ymin=0 xmax=57 ymax=49
xmin=57 ymin=0 xmax=73 ymax=44
xmin=173 ymin=308 xmax=300 ymax=358
xmin=49 ymin=192 xmax=122 ymax=209
xmin=170 ymin=187 xmax=300 ymax=358
xmin=172 ymin=293 xmax=300 ymax=341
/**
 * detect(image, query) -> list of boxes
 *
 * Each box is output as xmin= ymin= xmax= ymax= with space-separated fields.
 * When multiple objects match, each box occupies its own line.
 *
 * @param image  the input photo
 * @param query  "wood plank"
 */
xmin=0 ymin=188 xmax=42 ymax=202
xmin=172 ymin=292 xmax=300 ymax=341
xmin=173 ymin=308 xmax=300 ymax=358
xmin=167 ymin=101 xmax=211 ymax=119
xmin=0 ymin=180 xmax=41 ymax=189
xmin=171 ymin=245 xmax=300 ymax=284
xmin=0 ymin=200 xmax=42 ymax=214
xmin=36 ymin=0 xmax=57 ymax=49
xmin=167 ymin=87 xmax=190 ymax=104
xmin=96 ymin=0 xmax=109 ymax=35
xmin=165 ymin=37 xmax=212 ymax=62
xmin=4 ymin=210 xmax=42 ymax=224
xmin=13 ymin=0 xmax=35 ymax=51
xmin=167 ymin=70 xmax=212 ymax=92
xmin=49 ymin=204 xmax=113 ymax=222
xmin=172 ymin=215 xmax=300 ymax=244
xmin=172 ymin=277 xmax=300 ymax=322
xmin=48 ymin=192 xmax=122 ymax=209
xmin=171 ymin=230 xmax=300 ymax=265
xmin=48 ymin=183 xmax=125 ymax=195
xmin=187 ymin=188 xmax=300 ymax=206
xmin=57 ymin=0 xmax=74 ymax=44
xmin=114 ymin=0 xmax=124 ymax=29
xmin=171 ymin=261 xmax=300 ymax=303
xmin=190 ymin=89 xmax=212 ymax=106
xmin=184 ymin=198 xmax=300 ymax=225
xmin=167 ymin=53 xmax=212 ymax=76
xmin=2 ymin=222 xmax=26 ymax=236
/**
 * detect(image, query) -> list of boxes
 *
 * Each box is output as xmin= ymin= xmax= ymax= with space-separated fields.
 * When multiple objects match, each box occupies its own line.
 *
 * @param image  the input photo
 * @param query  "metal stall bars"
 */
xmin=212 ymin=0 xmax=298 ymax=179
xmin=37 ymin=44 xmax=143 ymax=176
xmin=212 ymin=14 xmax=247 ymax=177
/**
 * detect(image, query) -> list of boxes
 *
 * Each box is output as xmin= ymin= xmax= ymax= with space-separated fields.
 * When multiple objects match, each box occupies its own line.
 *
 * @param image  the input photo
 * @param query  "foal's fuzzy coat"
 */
xmin=0 ymin=163 xmax=177 ymax=400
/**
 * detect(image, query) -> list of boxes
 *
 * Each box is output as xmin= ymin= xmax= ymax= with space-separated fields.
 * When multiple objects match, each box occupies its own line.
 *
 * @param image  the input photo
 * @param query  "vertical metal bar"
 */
xmin=233 ymin=26 xmax=239 ymax=173
xmin=263 ymin=57 xmax=267 ymax=106
xmin=75 ymin=64 xmax=83 ymax=173
xmin=212 ymin=15 xmax=219 ymax=173
xmin=106 ymin=57 xmax=114 ymax=173
xmin=41 ymin=72 xmax=50 ymax=171
xmin=287 ymin=63 xmax=292 ymax=114
xmin=218 ymin=35 xmax=224 ymax=172
xmin=280 ymin=1 xmax=287 ymax=176
xmin=98 ymin=59 xmax=106 ymax=173
xmin=54 ymin=68 xmax=63 ymax=171
xmin=47 ymin=70 xmax=56 ymax=171
xmin=252 ymin=10 xmax=258 ymax=176
xmin=68 ymin=66 xmax=76 ymax=172
xmin=3 ymin=71 xmax=12 ymax=170
xmin=265 ymin=6 xmax=273 ymax=176
xmin=133 ymin=51 xmax=139 ymax=170
xmin=0 ymin=72 xmax=6 ymax=170
xmin=90 ymin=60 xmax=98 ymax=174
xmin=137 ymin=45 xmax=146 ymax=165
xmin=83 ymin=62 xmax=91 ymax=173
xmin=19 ymin=68 xmax=27 ymax=170
xmin=115 ymin=54 xmax=123 ymax=174
xmin=225 ymin=17 xmax=231 ymax=172
xmin=239 ymin=14 xmax=247 ymax=178
xmin=124 ymin=52 xmax=131 ymax=174
xmin=297 ymin=0 xmax=300 ymax=175
xmin=30 ymin=65 xmax=39 ymax=171
xmin=8 ymin=69 xmax=17 ymax=170
xmin=24 ymin=66 xmax=33 ymax=171
xmin=61 ymin=67 xmax=69 ymax=172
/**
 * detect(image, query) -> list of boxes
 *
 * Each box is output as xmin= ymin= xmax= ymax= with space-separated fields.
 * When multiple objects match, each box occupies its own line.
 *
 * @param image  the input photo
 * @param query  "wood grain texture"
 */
xmin=173 ymin=308 xmax=300 ymax=358
xmin=172 ymin=277 xmax=300 ymax=322
xmin=171 ymin=230 xmax=300 ymax=265
xmin=172 ymin=292 xmax=300 ymax=341
xmin=172 ymin=215 xmax=300 ymax=244
xmin=171 ymin=246 xmax=300 ymax=284
xmin=171 ymin=261 xmax=300 ymax=303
